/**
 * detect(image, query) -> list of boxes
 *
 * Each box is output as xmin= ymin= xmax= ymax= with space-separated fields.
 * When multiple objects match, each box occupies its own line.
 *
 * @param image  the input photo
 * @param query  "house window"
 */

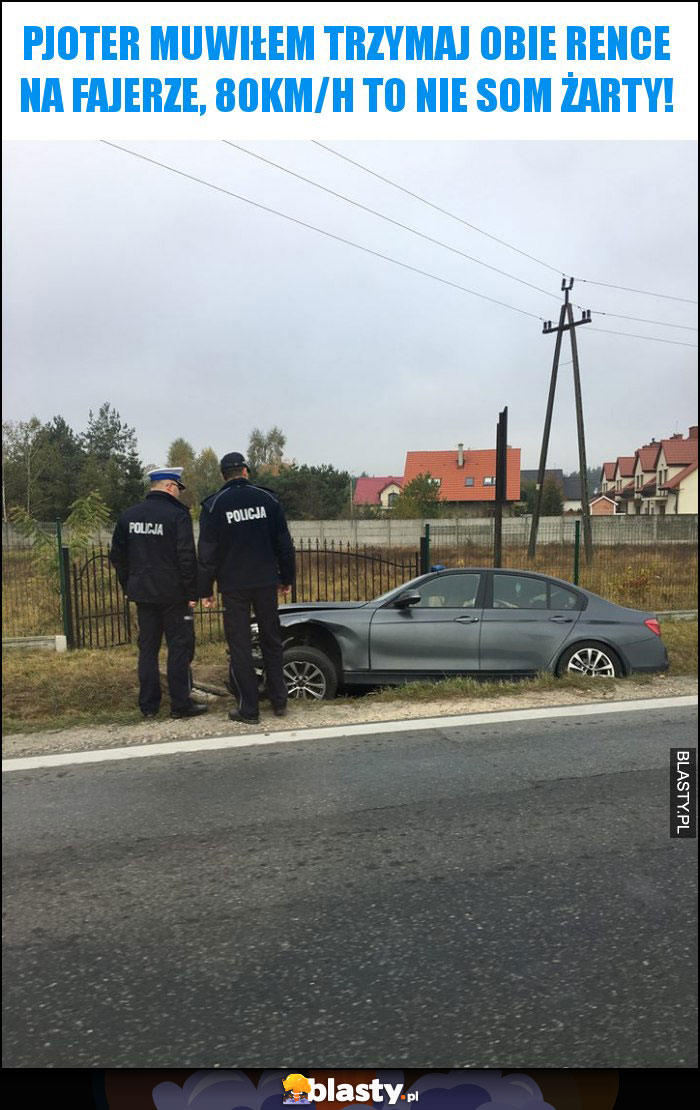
xmin=483 ymin=476 xmax=495 ymax=486
xmin=465 ymin=476 xmax=474 ymax=487
xmin=430 ymin=478 xmax=441 ymax=487
xmin=387 ymin=492 xmax=398 ymax=508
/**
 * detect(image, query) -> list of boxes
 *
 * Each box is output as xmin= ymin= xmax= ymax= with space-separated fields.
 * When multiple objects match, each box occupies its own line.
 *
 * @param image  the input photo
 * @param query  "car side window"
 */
xmin=415 ymin=573 xmax=481 ymax=609
xmin=549 ymin=584 xmax=582 ymax=611
xmin=492 ymin=575 xmax=547 ymax=610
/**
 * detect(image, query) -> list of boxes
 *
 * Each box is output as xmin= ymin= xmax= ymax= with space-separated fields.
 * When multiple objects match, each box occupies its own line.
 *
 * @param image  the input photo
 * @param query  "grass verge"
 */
xmin=3 ymin=621 xmax=696 ymax=735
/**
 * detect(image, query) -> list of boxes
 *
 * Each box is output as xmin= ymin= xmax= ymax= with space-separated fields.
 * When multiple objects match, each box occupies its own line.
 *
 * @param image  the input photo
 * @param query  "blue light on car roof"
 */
xmin=430 ymin=564 xmax=446 ymax=572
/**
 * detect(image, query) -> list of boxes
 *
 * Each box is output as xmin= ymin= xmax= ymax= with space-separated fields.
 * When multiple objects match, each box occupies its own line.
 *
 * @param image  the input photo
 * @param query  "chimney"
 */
xmin=689 ymin=426 xmax=698 ymax=439
xmin=457 ymin=443 xmax=464 ymax=468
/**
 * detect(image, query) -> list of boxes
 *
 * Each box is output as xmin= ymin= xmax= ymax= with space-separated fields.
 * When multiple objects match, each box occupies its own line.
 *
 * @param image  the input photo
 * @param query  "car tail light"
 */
xmin=644 ymin=618 xmax=662 ymax=636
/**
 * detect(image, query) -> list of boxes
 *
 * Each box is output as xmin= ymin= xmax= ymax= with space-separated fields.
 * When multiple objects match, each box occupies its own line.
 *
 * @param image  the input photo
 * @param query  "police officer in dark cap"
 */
xmin=199 ymin=451 xmax=295 ymax=724
xmin=110 ymin=467 xmax=208 ymax=720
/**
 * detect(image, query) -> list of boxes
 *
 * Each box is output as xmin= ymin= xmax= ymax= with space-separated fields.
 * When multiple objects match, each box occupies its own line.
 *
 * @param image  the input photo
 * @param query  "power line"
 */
xmin=590 ymin=324 xmax=696 ymax=346
xmin=312 ymin=140 xmax=564 ymax=277
xmin=311 ymin=142 xmax=697 ymax=313
xmin=222 ymin=141 xmax=560 ymax=303
xmin=100 ymin=141 xmax=544 ymax=321
xmin=588 ymin=310 xmax=698 ymax=332
xmin=578 ymin=278 xmax=697 ymax=305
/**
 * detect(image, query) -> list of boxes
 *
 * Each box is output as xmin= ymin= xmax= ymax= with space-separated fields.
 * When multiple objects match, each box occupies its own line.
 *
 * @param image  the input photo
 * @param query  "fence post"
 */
xmin=61 ymin=547 xmax=75 ymax=647
xmin=56 ymin=520 xmax=72 ymax=646
xmin=420 ymin=523 xmax=431 ymax=574
xmin=291 ymin=543 xmax=299 ymax=603
xmin=573 ymin=519 xmax=581 ymax=585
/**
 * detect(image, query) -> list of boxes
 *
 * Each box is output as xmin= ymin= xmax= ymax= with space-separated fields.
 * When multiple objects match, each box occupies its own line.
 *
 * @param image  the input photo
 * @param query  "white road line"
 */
xmin=3 ymin=696 xmax=696 ymax=774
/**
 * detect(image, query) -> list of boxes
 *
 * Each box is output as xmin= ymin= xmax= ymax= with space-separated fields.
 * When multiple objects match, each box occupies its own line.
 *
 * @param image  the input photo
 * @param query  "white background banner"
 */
xmin=2 ymin=1 xmax=698 ymax=140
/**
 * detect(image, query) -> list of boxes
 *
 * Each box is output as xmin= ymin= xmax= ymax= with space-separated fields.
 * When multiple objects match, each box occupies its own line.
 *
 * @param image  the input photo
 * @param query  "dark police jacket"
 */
xmin=110 ymin=491 xmax=198 ymax=605
xmin=198 ymin=478 xmax=295 ymax=595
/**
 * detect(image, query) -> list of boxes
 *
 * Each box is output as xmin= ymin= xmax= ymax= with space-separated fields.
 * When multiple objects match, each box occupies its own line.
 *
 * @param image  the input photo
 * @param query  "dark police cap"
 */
xmin=220 ymin=451 xmax=248 ymax=472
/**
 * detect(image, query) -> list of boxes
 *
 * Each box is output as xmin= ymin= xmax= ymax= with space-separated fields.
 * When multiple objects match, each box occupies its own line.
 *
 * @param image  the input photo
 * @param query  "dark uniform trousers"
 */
xmin=223 ymin=586 xmax=288 ymax=719
xmin=136 ymin=602 xmax=195 ymax=714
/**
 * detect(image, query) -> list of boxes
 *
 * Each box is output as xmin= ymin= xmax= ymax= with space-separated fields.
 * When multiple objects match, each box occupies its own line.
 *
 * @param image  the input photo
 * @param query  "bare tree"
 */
xmin=2 ymin=418 xmax=54 ymax=517
xmin=247 ymin=426 xmax=287 ymax=473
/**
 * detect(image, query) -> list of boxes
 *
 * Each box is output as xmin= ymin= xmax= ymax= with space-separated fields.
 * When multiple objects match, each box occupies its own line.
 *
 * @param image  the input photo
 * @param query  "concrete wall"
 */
xmin=4 ymin=514 xmax=697 ymax=550
xmin=284 ymin=515 xmax=698 ymax=547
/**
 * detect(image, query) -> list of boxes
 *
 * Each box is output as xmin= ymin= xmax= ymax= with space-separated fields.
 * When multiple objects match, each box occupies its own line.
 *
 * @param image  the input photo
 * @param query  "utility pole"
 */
xmin=528 ymin=277 xmax=593 ymax=563
xmin=494 ymin=406 xmax=508 ymax=568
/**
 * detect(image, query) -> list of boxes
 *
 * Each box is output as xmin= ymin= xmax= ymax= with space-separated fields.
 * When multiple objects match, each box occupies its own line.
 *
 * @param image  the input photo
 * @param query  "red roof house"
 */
xmin=353 ymin=476 xmax=404 ymax=507
xmin=660 ymin=431 xmax=699 ymax=467
xmin=403 ymin=444 xmax=521 ymax=508
xmin=660 ymin=459 xmax=698 ymax=491
xmin=601 ymin=425 xmax=698 ymax=514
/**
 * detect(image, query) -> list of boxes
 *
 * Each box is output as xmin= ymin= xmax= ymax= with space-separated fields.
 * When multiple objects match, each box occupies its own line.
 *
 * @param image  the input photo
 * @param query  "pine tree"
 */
xmin=79 ymin=403 xmax=142 ymax=515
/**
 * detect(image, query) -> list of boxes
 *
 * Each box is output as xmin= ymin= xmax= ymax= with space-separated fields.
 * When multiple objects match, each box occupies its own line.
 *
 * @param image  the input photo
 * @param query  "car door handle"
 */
xmin=549 ymin=616 xmax=573 ymax=623
xmin=455 ymin=615 xmax=480 ymax=623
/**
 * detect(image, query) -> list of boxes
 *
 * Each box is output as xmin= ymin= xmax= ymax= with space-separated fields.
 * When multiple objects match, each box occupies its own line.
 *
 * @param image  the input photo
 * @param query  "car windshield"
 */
xmin=372 ymin=574 xmax=428 ymax=606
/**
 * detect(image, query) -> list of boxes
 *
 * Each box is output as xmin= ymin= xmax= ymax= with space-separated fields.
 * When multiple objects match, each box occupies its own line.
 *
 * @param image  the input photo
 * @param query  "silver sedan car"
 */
xmin=257 ymin=568 xmax=669 ymax=700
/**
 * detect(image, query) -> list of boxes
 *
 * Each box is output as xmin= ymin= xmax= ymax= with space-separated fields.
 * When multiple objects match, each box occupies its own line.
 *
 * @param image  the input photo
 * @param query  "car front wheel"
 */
xmin=557 ymin=642 xmax=623 ymax=678
xmin=282 ymin=646 xmax=338 ymax=700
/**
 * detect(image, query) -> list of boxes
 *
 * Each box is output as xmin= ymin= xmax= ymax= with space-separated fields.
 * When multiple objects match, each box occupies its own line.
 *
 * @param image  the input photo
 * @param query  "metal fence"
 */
xmin=2 ymin=518 xmax=697 ymax=649
xmin=71 ymin=548 xmax=131 ymax=649
xmin=191 ymin=541 xmax=420 ymax=644
xmin=61 ymin=541 xmax=421 ymax=649
xmin=1 ymin=522 xmax=63 ymax=638
xmin=292 ymin=539 xmax=420 ymax=603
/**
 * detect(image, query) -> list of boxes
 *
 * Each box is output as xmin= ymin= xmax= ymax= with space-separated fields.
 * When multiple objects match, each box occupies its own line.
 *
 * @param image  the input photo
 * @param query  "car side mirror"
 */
xmin=394 ymin=592 xmax=421 ymax=609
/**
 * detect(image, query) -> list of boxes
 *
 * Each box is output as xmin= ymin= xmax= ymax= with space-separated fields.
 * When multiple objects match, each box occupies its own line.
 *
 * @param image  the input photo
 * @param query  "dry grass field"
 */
xmin=2 ymin=620 xmax=696 ymax=734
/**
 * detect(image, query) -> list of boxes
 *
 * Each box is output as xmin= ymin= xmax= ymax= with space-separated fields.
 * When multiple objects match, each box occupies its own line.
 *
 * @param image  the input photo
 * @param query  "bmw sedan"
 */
xmin=258 ymin=568 xmax=669 ymax=700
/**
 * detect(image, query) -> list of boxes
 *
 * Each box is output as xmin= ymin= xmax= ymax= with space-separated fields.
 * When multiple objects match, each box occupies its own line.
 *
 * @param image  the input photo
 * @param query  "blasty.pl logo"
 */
xmin=282 ymin=1075 xmax=417 ymax=1105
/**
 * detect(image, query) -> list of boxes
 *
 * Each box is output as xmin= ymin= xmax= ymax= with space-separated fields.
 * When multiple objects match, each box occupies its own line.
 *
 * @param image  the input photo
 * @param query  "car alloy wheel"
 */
xmin=281 ymin=646 xmax=338 ymax=700
xmin=283 ymin=659 xmax=328 ymax=699
xmin=565 ymin=646 xmax=617 ymax=677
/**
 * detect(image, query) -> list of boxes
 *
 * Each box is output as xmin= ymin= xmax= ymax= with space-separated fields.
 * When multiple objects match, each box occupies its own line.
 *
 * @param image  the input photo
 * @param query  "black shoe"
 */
xmin=142 ymin=711 xmax=159 ymax=719
xmin=272 ymin=705 xmax=288 ymax=718
xmin=228 ymin=710 xmax=260 ymax=725
xmin=170 ymin=704 xmax=209 ymax=719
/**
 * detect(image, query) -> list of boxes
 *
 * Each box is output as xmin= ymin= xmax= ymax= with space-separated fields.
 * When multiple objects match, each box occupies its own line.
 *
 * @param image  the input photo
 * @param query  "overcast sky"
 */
xmin=3 ymin=139 xmax=698 ymax=475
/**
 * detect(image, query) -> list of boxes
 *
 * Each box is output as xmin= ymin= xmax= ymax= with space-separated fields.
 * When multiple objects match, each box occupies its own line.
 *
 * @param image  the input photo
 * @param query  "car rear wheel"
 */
xmin=557 ymin=642 xmax=622 ymax=678
xmin=282 ymin=646 xmax=338 ymax=700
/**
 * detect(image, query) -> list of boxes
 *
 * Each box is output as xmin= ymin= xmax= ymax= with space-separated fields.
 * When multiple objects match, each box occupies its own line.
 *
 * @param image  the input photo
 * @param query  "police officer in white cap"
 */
xmin=110 ymin=467 xmax=208 ymax=720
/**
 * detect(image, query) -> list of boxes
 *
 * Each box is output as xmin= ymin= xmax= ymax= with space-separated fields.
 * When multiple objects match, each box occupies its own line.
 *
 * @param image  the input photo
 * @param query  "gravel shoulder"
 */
xmin=3 ymin=674 xmax=697 ymax=758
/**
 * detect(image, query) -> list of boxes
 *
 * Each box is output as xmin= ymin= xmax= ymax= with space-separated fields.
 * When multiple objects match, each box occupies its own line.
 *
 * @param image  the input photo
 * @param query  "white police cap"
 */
xmin=148 ymin=467 xmax=186 ymax=490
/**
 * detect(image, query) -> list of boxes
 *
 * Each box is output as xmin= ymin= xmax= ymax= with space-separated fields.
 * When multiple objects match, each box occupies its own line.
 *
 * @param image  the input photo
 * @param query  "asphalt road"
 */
xmin=3 ymin=704 xmax=697 ymax=1068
